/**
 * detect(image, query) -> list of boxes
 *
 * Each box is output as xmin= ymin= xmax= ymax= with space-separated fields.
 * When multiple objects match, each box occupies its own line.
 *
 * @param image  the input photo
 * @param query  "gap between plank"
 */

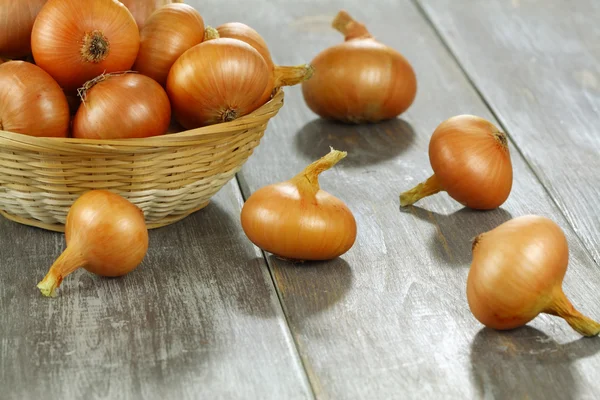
xmin=234 ymin=172 xmax=318 ymax=400
xmin=410 ymin=0 xmax=600 ymax=268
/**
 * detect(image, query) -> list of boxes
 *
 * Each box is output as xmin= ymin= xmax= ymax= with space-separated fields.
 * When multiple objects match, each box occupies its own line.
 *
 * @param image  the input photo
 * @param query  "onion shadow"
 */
xmin=402 ymin=205 xmax=514 ymax=266
xmin=470 ymin=326 xmax=600 ymax=399
xmin=294 ymin=118 xmax=415 ymax=167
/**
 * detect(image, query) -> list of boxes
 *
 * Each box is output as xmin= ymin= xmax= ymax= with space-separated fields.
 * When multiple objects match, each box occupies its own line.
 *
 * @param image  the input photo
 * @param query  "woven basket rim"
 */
xmin=0 ymin=88 xmax=284 ymax=149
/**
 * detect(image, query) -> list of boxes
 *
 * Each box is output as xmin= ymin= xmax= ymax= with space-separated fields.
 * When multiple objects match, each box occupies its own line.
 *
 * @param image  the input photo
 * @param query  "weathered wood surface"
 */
xmin=226 ymin=0 xmax=600 ymax=399
xmin=417 ymin=0 xmax=600 ymax=265
xmin=0 ymin=182 xmax=312 ymax=400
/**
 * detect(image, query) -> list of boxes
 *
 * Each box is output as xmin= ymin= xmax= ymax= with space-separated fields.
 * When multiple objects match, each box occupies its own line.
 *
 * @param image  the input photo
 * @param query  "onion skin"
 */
xmin=0 ymin=61 xmax=69 ymax=137
xmin=73 ymin=72 xmax=171 ymax=139
xmin=467 ymin=215 xmax=600 ymax=337
xmin=133 ymin=3 xmax=205 ymax=86
xmin=119 ymin=0 xmax=183 ymax=30
xmin=400 ymin=115 xmax=513 ymax=210
xmin=0 ymin=0 xmax=47 ymax=58
xmin=166 ymin=37 xmax=270 ymax=128
xmin=37 ymin=190 xmax=149 ymax=297
xmin=241 ymin=148 xmax=357 ymax=261
xmin=302 ymin=10 xmax=417 ymax=124
xmin=31 ymin=0 xmax=140 ymax=92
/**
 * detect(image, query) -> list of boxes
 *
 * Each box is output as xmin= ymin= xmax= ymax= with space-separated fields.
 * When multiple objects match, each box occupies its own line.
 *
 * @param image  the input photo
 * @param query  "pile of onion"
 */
xmin=241 ymin=148 xmax=357 ymax=261
xmin=400 ymin=114 xmax=513 ymax=210
xmin=467 ymin=215 xmax=600 ymax=337
xmin=302 ymin=10 xmax=417 ymax=124
xmin=37 ymin=190 xmax=149 ymax=297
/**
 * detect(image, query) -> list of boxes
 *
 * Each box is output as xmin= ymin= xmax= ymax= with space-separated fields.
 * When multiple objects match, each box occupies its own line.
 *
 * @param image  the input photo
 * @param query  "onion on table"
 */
xmin=0 ymin=0 xmax=47 ymax=59
xmin=37 ymin=190 xmax=149 ymax=298
xmin=0 ymin=61 xmax=69 ymax=137
xmin=72 ymin=72 xmax=171 ymax=139
xmin=467 ymin=215 xmax=600 ymax=337
xmin=31 ymin=0 xmax=140 ymax=92
xmin=400 ymin=115 xmax=513 ymax=210
xmin=133 ymin=2 xmax=205 ymax=86
xmin=241 ymin=148 xmax=357 ymax=261
xmin=302 ymin=10 xmax=417 ymax=124
xmin=119 ymin=0 xmax=183 ymax=30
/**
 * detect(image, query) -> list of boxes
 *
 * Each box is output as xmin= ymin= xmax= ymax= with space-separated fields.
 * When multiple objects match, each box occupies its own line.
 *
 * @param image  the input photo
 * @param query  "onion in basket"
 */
xmin=133 ymin=3 xmax=205 ymax=86
xmin=0 ymin=61 xmax=69 ymax=137
xmin=216 ymin=22 xmax=314 ymax=104
xmin=166 ymin=33 xmax=271 ymax=129
xmin=72 ymin=72 xmax=171 ymax=139
xmin=119 ymin=0 xmax=183 ymax=30
xmin=31 ymin=0 xmax=140 ymax=92
xmin=0 ymin=0 xmax=47 ymax=59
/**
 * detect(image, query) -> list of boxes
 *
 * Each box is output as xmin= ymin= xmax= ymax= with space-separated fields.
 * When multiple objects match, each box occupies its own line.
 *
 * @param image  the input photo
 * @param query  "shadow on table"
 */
xmin=400 ymin=205 xmax=513 ymax=266
xmin=470 ymin=326 xmax=600 ymax=400
xmin=237 ymin=255 xmax=353 ymax=322
xmin=294 ymin=118 xmax=415 ymax=167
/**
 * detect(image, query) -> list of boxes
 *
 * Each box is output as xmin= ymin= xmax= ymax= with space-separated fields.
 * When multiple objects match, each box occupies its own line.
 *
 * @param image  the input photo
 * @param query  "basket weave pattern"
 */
xmin=0 ymin=89 xmax=284 ymax=232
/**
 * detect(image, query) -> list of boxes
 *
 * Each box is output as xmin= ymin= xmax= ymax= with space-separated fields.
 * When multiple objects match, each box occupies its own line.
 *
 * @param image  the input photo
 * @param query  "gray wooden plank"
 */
xmin=214 ymin=0 xmax=600 ymax=398
xmin=0 ymin=181 xmax=312 ymax=400
xmin=417 ymin=0 xmax=600 ymax=265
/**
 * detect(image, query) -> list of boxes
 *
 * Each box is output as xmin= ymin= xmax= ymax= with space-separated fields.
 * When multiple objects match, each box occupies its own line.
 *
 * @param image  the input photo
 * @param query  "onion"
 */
xmin=73 ymin=72 xmax=171 ymax=139
xmin=37 ymin=190 xmax=149 ymax=297
xmin=0 ymin=0 xmax=47 ymax=58
xmin=31 ymin=0 xmax=140 ymax=92
xmin=118 ymin=0 xmax=183 ymax=30
xmin=241 ymin=148 xmax=357 ymax=261
xmin=467 ymin=215 xmax=600 ymax=337
xmin=132 ymin=3 xmax=205 ymax=86
xmin=400 ymin=115 xmax=513 ymax=210
xmin=0 ymin=61 xmax=69 ymax=137
xmin=301 ymin=10 xmax=417 ymax=124
xmin=216 ymin=22 xmax=314 ymax=104
xmin=166 ymin=35 xmax=271 ymax=128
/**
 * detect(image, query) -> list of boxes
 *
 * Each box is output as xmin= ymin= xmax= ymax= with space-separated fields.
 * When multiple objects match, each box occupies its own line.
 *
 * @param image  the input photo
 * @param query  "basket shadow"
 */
xmin=401 ymin=205 xmax=513 ymax=267
xmin=470 ymin=326 xmax=600 ymax=399
xmin=294 ymin=118 xmax=415 ymax=167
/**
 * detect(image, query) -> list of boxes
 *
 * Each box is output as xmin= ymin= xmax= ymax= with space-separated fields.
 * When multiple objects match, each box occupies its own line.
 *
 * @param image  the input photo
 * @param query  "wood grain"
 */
xmin=216 ymin=0 xmax=600 ymax=398
xmin=417 ymin=0 xmax=600 ymax=265
xmin=0 ymin=182 xmax=312 ymax=400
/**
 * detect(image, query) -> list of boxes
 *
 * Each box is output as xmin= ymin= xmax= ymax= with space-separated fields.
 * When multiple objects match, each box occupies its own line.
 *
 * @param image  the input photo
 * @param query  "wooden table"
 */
xmin=2 ymin=0 xmax=599 ymax=398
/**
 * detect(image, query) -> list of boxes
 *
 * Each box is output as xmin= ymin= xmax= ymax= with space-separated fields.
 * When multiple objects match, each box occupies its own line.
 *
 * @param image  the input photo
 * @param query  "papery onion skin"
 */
xmin=133 ymin=3 xmax=205 ymax=86
xmin=400 ymin=115 xmax=513 ymax=210
xmin=166 ymin=37 xmax=270 ymax=129
xmin=119 ymin=0 xmax=182 ymax=30
xmin=37 ymin=190 xmax=149 ymax=297
xmin=0 ymin=0 xmax=47 ymax=58
xmin=73 ymin=72 xmax=171 ymax=139
xmin=31 ymin=0 xmax=140 ymax=92
xmin=467 ymin=215 xmax=600 ymax=336
xmin=302 ymin=10 xmax=417 ymax=124
xmin=241 ymin=148 xmax=357 ymax=261
xmin=216 ymin=22 xmax=273 ymax=68
xmin=0 ymin=61 xmax=69 ymax=137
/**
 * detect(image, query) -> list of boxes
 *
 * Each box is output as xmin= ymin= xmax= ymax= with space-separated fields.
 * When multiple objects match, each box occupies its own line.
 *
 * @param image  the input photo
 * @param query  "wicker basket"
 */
xmin=0 ymin=89 xmax=285 ymax=232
